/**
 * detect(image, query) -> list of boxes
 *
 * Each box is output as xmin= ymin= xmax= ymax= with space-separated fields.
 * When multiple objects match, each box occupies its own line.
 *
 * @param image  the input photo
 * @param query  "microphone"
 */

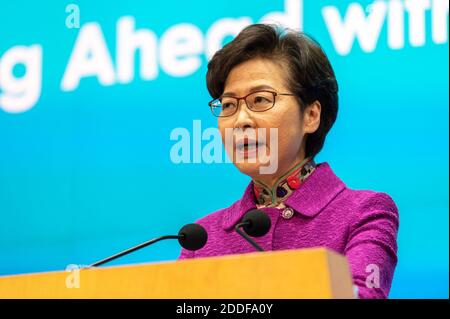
xmin=89 ymin=223 xmax=207 ymax=267
xmin=234 ymin=209 xmax=271 ymax=252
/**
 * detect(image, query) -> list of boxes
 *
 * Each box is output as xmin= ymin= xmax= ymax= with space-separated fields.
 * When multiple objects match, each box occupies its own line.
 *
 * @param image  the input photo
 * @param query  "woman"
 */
xmin=178 ymin=24 xmax=399 ymax=299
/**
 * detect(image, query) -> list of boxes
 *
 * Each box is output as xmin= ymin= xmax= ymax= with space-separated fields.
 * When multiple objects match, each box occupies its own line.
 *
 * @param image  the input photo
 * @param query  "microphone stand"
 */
xmin=234 ymin=222 xmax=264 ymax=252
xmin=89 ymin=235 xmax=181 ymax=267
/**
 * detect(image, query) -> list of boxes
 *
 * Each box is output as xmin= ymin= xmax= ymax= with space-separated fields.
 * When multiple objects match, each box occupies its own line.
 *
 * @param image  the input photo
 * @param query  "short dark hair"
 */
xmin=206 ymin=24 xmax=338 ymax=159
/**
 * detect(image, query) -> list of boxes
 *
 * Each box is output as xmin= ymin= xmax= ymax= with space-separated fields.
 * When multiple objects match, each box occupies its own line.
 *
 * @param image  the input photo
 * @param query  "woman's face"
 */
xmin=218 ymin=57 xmax=320 ymax=184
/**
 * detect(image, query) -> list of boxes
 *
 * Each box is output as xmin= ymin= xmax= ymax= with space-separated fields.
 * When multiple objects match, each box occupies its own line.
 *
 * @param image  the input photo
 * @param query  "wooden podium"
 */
xmin=0 ymin=248 xmax=355 ymax=298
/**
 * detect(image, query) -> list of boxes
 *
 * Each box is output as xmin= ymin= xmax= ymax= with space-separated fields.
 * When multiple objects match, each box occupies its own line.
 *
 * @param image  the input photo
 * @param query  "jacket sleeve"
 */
xmin=344 ymin=192 xmax=399 ymax=299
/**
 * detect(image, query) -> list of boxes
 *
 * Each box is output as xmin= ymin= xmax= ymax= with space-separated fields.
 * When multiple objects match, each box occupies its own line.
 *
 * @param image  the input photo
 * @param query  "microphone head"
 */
xmin=178 ymin=223 xmax=208 ymax=251
xmin=241 ymin=209 xmax=271 ymax=237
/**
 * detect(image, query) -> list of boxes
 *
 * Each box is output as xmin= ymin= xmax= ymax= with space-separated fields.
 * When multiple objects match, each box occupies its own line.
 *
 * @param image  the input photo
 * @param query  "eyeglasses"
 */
xmin=208 ymin=90 xmax=296 ymax=117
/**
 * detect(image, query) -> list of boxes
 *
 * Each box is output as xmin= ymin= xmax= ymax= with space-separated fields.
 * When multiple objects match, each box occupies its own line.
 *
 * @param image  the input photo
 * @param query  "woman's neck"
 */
xmin=252 ymin=157 xmax=316 ymax=207
xmin=253 ymin=157 xmax=310 ymax=189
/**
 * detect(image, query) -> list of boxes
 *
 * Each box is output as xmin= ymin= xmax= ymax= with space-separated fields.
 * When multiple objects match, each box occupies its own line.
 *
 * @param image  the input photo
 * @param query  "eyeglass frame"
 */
xmin=208 ymin=90 xmax=297 ymax=117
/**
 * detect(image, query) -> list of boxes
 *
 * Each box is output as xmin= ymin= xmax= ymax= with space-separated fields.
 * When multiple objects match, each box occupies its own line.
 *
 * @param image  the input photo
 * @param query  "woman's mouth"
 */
xmin=235 ymin=139 xmax=264 ymax=158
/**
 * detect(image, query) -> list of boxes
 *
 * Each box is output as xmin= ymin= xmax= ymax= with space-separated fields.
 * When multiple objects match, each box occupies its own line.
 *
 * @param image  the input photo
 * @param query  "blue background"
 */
xmin=0 ymin=0 xmax=448 ymax=298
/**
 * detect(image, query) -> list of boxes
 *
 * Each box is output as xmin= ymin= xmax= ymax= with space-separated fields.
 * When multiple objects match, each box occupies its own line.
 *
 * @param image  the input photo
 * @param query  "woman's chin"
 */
xmin=234 ymin=161 xmax=266 ymax=178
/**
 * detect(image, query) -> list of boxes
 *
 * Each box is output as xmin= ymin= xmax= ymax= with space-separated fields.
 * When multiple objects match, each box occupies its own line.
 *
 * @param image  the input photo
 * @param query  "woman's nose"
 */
xmin=233 ymin=100 xmax=255 ymax=129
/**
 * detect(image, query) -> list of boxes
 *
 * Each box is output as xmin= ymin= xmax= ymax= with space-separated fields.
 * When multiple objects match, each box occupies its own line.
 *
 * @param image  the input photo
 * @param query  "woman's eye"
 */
xmin=222 ymin=103 xmax=233 ymax=109
xmin=254 ymin=96 xmax=269 ymax=103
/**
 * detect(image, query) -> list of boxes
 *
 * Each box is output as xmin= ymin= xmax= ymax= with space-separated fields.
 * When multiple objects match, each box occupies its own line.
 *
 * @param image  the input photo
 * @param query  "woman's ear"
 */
xmin=303 ymin=100 xmax=321 ymax=134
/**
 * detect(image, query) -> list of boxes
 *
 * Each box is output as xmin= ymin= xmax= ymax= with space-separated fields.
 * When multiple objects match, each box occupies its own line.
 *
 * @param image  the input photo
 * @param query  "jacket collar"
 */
xmin=253 ymin=157 xmax=316 ymax=207
xmin=221 ymin=162 xmax=346 ymax=230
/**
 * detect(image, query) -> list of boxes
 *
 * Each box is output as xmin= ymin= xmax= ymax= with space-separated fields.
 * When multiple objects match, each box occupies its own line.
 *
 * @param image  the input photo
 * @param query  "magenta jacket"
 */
xmin=178 ymin=162 xmax=399 ymax=299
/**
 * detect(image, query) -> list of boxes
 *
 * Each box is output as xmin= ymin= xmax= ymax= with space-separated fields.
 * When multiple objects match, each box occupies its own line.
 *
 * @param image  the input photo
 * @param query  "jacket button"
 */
xmin=281 ymin=207 xmax=295 ymax=219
